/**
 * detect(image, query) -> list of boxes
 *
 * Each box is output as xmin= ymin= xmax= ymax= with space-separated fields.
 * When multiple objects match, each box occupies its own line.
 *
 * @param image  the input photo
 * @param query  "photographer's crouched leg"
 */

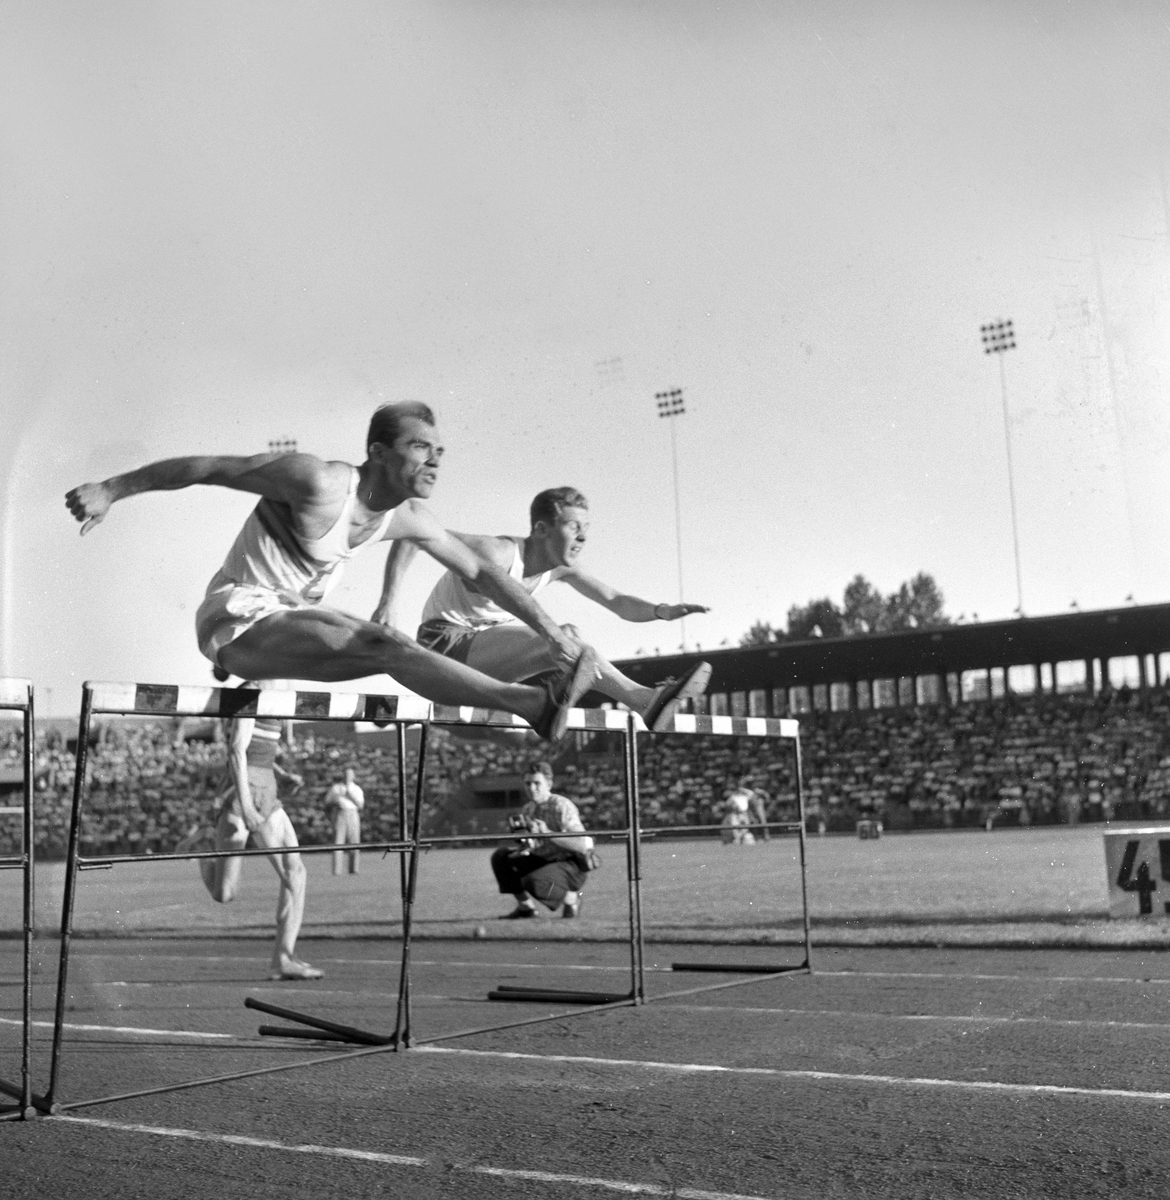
xmin=491 ymin=846 xmax=586 ymax=919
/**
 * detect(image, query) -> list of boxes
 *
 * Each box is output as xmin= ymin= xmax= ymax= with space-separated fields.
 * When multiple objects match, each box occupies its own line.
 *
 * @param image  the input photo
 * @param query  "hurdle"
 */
xmin=340 ymin=700 xmax=648 ymax=1051
xmin=44 ymin=681 xmax=426 ymax=1111
xmin=386 ymin=706 xmax=809 ymax=1050
xmin=641 ymin=712 xmax=812 ymax=998
xmin=0 ymin=679 xmax=37 ymax=1121
xmin=265 ymin=705 xmax=648 ymax=1053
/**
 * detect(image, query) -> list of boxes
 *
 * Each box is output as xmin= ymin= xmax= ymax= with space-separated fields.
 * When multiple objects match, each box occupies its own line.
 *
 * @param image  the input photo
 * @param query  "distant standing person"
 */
xmin=721 ymin=789 xmax=756 ymax=846
xmin=185 ymin=688 xmax=322 ymax=981
xmin=325 ymin=767 xmax=365 ymax=875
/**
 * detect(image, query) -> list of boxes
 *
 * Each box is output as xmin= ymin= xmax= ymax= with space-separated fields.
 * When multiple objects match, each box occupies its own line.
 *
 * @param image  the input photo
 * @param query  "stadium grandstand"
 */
xmin=3 ymin=602 xmax=1170 ymax=858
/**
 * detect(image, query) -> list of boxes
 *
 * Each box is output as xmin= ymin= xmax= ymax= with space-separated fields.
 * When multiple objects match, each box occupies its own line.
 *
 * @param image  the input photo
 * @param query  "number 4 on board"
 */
xmin=1117 ymin=840 xmax=1157 ymax=915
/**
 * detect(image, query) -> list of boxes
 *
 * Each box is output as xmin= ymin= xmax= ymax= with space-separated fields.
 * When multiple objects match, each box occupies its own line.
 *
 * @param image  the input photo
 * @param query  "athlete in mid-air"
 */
xmin=65 ymin=403 xmax=599 ymax=740
xmin=373 ymin=485 xmax=712 ymax=728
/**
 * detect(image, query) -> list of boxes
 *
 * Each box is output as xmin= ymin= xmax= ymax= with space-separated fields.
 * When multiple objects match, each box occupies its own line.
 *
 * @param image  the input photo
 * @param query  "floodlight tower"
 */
xmin=655 ymin=387 xmax=689 ymax=651
xmin=268 ymin=438 xmax=298 ymax=455
xmin=980 ymin=319 xmax=1024 ymax=616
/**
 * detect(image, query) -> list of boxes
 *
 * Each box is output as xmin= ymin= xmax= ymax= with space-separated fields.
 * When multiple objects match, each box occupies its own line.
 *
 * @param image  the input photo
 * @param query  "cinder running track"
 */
xmin=4 ymin=938 xmax=1170 ymax=1198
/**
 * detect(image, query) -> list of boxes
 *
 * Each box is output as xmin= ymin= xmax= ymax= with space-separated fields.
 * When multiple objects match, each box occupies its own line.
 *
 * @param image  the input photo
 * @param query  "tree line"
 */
xmin=741 ymin=572 xmax=950 ymax=646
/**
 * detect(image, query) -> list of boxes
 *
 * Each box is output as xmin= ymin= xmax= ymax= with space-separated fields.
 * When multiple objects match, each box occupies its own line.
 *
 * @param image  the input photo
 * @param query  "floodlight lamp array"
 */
xmin=980 ymin=319 xmax=1016 ymax=354
xmin=655 ymin=388 xmax=685 ymax=417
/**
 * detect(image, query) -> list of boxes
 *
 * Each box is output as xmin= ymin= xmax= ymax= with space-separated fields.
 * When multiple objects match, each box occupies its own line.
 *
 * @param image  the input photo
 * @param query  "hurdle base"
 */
xmin=670 ymin=962 xmax=808 ymax=975
xmin=488 ymin=985 xmax=632 ymax=1005
xmin=244 ymin=996 xmax=396 ymax=1047
xmin=258 ymin=1024 xmax=357 ymax=1044
xmin=0 ymin=1076 xmax=57 ymax=1116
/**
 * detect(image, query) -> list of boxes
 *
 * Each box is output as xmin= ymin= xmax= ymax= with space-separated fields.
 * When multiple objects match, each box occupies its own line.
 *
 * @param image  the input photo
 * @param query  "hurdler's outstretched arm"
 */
xmin=65 ymin=453 xmax=340 ymax=535
xmin=561 ymin=568 xmax=710 ymax=623
xmin=371 ymin=537 xmax=421 ymax=628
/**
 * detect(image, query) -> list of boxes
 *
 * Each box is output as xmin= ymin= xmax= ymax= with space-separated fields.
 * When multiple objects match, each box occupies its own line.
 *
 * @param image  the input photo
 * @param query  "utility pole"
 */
xmin=655 ymin=388 xmax=688 ymax=650
xmin=980 ymin=319 xmax=1023 ymax=616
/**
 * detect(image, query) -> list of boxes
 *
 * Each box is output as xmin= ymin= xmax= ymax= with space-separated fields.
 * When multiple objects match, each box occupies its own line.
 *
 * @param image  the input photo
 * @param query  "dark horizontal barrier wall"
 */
xmin=613 ymin=603 xmax=1170 ymax=695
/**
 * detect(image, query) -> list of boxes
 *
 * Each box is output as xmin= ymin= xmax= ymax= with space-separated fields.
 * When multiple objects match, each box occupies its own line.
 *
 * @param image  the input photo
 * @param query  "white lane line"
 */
xmin=67 ymin=953 xmax=674 ymax=973
xmin=61 ymin=955 xmax=1170 ymax=986
xmin=53 ymin=1116 xmax=770 ymax=1200
xmin=659 ymin=1004 xmax=1170 ymax=1032
xmin=20 ymin=1000 xmax=1168 ymax=1043
xmin=818 ymin=969 xmax=1170 ymax=986
xmin=0 ymin=1015 xmax=234 ymax=1040
xmin=55 ymin=1117 xmax=424 ymax=1165
xmin=470 ymin=1165 xmax=768 ymax=1199
xmin=417 ymin=1046 xmax=1170 ymax=1103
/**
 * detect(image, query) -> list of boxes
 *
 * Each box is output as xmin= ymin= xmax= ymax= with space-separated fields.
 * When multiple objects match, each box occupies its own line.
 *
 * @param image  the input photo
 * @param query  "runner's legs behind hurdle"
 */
xmin=195 ymin=793 xmax=322 ymax=982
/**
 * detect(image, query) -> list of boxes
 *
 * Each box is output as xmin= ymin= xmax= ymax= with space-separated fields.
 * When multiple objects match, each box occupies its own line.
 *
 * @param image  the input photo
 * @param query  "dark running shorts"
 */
xmin=417 ymin=619 xmax=479 ymax=665
xmin=219 ymin=767 xmax=283 ymax=826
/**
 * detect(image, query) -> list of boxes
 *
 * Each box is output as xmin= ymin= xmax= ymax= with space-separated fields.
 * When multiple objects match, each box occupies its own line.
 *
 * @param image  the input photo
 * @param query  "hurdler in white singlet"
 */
xmin=196 ymin=468 xmax=396 ymax=662
xmin=421 ymin=539 xmax=552 ymax=629
xmin=205 ymin=468 xmax=392 ymax=604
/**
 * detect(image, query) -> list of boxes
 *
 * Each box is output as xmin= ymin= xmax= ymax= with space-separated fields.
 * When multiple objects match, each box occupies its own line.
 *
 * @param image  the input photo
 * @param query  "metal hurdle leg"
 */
xmin=392 ymin=722 xmax=428 ymax=1048
xmin=396 ymin=723 xmax=409 ymax=912
xmin=44 ymin=682 xmax=94 ymax=1113
xmin=0 ymin=680 xmax=42 ymax=1121
xmin=255 ymin=717 xmax=424 ymax=1051
xmin=627 ymin=711 xmax=647 ymax=1003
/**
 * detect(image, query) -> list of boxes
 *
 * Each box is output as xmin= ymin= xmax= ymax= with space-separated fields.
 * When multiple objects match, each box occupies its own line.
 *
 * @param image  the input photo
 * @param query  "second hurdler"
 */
xmin=374 ymin=486 xmax=712 ymax=727
xmin=64 ymin=402 xmax=601 ymax=738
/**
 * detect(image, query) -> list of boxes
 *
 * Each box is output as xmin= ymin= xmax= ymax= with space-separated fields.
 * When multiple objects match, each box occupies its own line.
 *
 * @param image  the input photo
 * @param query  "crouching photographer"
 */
xmin=491 ymin=760 xmax=600 ymax=920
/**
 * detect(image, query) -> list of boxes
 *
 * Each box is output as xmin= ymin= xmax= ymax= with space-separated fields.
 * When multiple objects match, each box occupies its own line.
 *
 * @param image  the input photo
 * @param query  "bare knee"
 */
xmin=277 ymin=853 xmax=306 ymax=892
xmin=354 ymin=622 xmax=423 ymax=661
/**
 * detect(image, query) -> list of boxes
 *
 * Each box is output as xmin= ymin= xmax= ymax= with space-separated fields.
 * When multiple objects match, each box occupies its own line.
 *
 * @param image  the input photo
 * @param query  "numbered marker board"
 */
xmin=1103 ymin=827 xmax=1170 ymax=918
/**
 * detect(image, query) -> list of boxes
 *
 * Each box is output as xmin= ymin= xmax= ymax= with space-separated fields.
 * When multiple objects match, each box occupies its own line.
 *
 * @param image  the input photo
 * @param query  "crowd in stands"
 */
xmin=3 ymin=686 xmax=1170 ymax=857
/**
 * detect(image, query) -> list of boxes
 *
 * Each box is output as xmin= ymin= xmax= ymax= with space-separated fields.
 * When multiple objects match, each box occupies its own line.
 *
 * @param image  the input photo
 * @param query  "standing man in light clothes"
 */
xmin=325 ymin=767 xmax=365 ymax=875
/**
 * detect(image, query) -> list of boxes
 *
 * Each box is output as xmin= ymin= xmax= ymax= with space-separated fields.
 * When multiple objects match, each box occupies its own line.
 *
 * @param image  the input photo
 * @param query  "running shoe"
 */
xmin=643 ymin=661 xmax=713 ymax=732
xmin=270 ymin=960 xmax=324 ymax=981
xmin=532 ymin=648 xmax=602 ymax=742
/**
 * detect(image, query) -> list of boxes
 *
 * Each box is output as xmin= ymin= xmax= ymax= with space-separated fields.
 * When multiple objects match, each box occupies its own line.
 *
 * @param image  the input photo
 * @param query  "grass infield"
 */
xmin=5 ymin=824 xmax=1170 ymax=947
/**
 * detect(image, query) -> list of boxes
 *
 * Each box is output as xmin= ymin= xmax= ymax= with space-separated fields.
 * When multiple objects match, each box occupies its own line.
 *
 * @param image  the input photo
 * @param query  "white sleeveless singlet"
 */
xmin=420 ymin=539 xmax=553 ymax=629
xmin=204 ymin=468 xmax=393 ymax=604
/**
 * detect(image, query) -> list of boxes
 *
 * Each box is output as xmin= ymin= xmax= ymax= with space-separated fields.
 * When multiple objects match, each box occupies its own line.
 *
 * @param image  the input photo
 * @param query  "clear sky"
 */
xmin=3 ymin=1 xmax=1170 ymax=715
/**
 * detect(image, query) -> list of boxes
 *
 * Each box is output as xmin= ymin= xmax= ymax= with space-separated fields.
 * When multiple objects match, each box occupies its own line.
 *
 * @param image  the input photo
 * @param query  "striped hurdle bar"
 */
xmin=0 ymin=679 xmax=39 ymax=1121
xmin=44 ymin=681 xmax=432 ymax=1112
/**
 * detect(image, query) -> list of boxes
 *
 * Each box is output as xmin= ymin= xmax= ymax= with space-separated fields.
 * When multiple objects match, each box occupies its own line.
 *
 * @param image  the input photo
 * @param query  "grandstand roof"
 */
xmin=612 ymin=602 xmax=1170 ymax=693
